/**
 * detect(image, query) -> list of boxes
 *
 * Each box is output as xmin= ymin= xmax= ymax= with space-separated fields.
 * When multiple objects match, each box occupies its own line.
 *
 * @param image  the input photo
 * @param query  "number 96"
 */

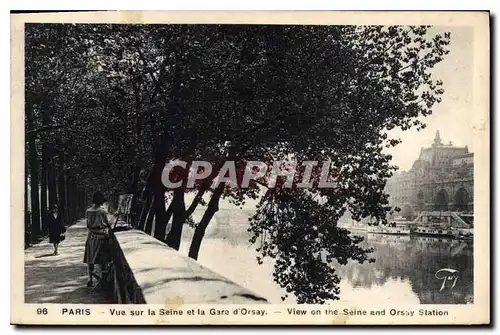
xmin=37 ymin=308 xmax=48 ymax=315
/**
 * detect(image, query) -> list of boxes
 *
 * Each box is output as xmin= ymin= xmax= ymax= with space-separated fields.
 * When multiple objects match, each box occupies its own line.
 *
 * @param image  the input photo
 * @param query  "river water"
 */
xmin=178 ymin=208 xmax=473 ymax=305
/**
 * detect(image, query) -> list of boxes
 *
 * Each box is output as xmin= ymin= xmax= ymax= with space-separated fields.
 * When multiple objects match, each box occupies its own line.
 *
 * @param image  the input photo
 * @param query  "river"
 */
xmin=177 ymin=208 xmax=473 ymax=305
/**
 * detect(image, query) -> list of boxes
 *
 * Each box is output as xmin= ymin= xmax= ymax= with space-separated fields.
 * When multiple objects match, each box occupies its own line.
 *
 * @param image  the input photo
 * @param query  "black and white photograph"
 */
xmin=10 ymin=11 xmax=490 ymax=325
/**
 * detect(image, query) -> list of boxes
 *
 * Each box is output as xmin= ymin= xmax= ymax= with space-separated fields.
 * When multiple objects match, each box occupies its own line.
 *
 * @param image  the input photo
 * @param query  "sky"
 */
xmin=385 ymin=26 xmax=474 ymax=171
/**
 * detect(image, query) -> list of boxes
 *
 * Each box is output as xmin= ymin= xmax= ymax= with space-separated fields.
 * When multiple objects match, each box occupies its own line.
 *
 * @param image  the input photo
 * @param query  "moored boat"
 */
xmin=411 ymin=225 xmax=455 ymax=238
xmin=341 ymin=225 xmax=368 ymax=232
xmin=454 ymin=228 xmax=474 ymax=240
xmin=367 ymin=225 xmax=411 ymax=235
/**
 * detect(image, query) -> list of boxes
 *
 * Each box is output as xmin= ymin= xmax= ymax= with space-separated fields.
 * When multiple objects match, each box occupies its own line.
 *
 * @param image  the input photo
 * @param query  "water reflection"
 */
xmin=180 ymin=209 xmax=473 ymax=304
xmin=335 ymin=232 xmax=474 ymax=304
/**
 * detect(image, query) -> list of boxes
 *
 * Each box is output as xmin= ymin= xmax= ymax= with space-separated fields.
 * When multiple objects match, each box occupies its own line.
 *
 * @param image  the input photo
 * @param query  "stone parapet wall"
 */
xmin=110 ymin=229 xmax=268 ymax=304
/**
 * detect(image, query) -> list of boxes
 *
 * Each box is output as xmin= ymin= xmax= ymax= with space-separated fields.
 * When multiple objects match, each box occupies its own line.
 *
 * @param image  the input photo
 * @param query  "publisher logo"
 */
xmin=435 ymin=268 xmax=459 ymax=292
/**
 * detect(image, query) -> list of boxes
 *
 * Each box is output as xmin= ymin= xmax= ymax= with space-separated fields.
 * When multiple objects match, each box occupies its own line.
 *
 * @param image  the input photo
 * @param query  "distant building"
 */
xmin=385 ymin=131 xmax=474 ymax=215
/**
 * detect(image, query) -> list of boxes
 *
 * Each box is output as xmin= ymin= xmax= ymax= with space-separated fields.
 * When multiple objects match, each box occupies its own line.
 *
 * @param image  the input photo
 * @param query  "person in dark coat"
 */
xmin=46 ymin=204 xmax=65 ymax=255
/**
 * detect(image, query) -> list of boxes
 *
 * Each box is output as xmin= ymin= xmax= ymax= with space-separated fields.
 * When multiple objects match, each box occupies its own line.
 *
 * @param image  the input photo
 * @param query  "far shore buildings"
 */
xmin=385 ymin=131 xmax=474 ymax=217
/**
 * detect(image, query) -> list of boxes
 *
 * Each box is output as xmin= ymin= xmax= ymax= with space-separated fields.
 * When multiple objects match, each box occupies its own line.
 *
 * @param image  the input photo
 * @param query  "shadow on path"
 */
xmin=24 ymin=220 xmax=116 ymax=304
xmin=34 ymin=253 xmax=56 ymax=259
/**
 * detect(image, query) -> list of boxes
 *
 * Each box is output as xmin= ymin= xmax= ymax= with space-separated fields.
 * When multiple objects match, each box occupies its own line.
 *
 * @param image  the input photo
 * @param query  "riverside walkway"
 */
xmin=24 ymin=219 xmax=115 ymax=304
xmin=24 ymin=216 xmax=268 ymax=305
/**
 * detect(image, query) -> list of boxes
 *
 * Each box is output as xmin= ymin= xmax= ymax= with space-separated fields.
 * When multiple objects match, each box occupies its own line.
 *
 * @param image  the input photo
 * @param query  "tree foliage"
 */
xmin=24 ymin=23 xmax=450 ymax=302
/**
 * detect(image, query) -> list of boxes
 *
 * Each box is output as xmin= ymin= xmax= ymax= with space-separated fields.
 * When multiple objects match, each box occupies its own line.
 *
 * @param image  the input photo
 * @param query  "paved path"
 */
xmin=24 ymin=219 xmax=115 ymax=304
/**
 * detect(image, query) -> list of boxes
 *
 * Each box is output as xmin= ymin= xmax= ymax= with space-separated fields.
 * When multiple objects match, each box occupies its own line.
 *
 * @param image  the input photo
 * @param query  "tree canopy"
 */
xmin=25 ymin=23 xmax=450 ymax=302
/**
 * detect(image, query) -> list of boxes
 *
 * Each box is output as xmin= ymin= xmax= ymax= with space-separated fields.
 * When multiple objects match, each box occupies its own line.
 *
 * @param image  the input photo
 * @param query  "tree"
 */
xmin=103 ymin=24 xmax=450 ymax=302
xmin=24 ymin=24 xmax=451 ymax=304
xmin=154 ymin=25 xmax=450 ymax=302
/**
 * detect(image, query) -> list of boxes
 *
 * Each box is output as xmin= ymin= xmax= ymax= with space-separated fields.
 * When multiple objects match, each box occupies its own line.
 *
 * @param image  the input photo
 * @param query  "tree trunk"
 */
xmin=165 ymin=199 xmax=174 ymax=226
xmin=28 ymin=143 xmax=41 ymax=238
xmin=164 ymin=188 xmax=185 ymax=249
xmin=124 ymin=80 xmax=146 ymax=227
xmin=40 ymin=145 xmax=48 ymax=232
xmin=47 ymin=151 xmax=58 ymax=207
xmin=165 ymin=185 xmax=207 ymax=249
xmin=108 ymin=191 xmax=118 ymax=212
xmin=144 ymin=198 xmax=155 ymax=235
xmin=135 ymin=45 xmax=182 ymax=235
xmin=67 ymin=175 xmax=73 ymax=222
xmin=64 ymin=172 xmax=71 ymax=223
xmin=66 ymin=174 xmax=73 ymax=223
xmin=137 ymin=191 xmax=151 ymax=230
xmin=40 ymin=100 xmax=53 ymax=222
xmin=152 ymin=187 xmax=168 ymax=241
xmin=143 ymin=135 xmax=172 ymax=237
xmin=57 ymin=151 xmax=67 ymax=224
xmin=188 ymin=184 xmax=224 ymax=260
xmin=26 ymin=103 xmax=41 ymax=238
xmin=69 ymin=176 xmax=78 ymax=221
xmin=128 ymin=166 xmax=142 ymax=225
xmin=76 ymin=187 xmax=86 ymax=218
xmin=82 ymin=189 xmax=88 ymax=215
xmin=24 ymin=161 xmax=30 ymax=247
xmin=150 ymin=197 xmax=175 ymax=233
xmin=76 ymin=188 xmax=81 ymax=217
xmin=185 ymin=186 xmax=208 ymax=219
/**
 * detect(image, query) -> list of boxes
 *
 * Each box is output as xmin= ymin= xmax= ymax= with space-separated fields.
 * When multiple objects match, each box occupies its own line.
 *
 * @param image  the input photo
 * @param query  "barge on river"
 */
xmin=367 ymin=223 xmax=411 ymax=235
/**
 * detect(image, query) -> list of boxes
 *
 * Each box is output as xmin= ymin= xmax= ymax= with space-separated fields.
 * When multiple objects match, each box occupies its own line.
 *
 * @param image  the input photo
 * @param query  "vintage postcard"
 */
xmin=11 ymin=11 xmax=490 ymax=325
